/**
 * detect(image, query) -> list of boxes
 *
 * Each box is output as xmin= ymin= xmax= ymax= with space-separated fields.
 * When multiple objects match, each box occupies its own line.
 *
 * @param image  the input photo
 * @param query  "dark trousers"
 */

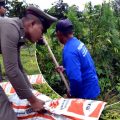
xmin=0 ymin=71 xmax=18 ymax=120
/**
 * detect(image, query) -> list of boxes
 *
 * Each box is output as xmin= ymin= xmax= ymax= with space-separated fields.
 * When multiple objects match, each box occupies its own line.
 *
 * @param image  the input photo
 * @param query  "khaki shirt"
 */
xmin=0 ymin=17 xmax=33 ymax=99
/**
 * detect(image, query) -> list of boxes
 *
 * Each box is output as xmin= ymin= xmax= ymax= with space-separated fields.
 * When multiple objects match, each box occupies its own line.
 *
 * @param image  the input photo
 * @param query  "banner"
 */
xmin=9 ymin=90 xmax=106 ymax=120
xmin=45 ymin=98 xmax=106 ymax=120
xmin=0 ymin=74 xmax=45 ymax=95
xmin=9 ymin=90 xmax=70 ymax=120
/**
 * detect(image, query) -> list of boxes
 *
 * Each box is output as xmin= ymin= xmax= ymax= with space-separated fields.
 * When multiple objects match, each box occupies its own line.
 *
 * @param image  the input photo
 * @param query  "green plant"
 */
xmin=33 ymin=84 xmax=60 ymax=99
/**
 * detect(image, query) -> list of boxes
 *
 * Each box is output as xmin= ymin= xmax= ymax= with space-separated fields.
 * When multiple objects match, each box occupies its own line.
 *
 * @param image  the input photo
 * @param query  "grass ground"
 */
xmin=20 ymin=45 xmax=39 ymax=75
xmin=0 ymin=45 xmax=39 ymax=77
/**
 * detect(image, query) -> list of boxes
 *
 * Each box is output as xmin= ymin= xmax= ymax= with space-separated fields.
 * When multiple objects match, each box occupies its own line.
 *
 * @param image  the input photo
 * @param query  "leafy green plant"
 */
xmin=33 ymin=84 xmax=60 ymax=99
xmin=37 ymin=1 xmax=120 ymax=101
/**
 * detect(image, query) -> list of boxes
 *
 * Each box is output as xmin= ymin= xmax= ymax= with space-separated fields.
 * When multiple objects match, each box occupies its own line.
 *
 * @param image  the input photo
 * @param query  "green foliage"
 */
xmin=7 ymin=0 xmax=27 ymax=18
xmin=45 ymin=0 xmax=68 ymax=19
xmin=66 ymin=6 xmax=83 ymax=38
xmin=84 ymin=2 xmax=120 ymax=100
xmin=37 ymin=0 xmax=120 ymax=102
xmin=21 ymin=45 xmax=39 ymax=75
xmin=33 ymin=84 xmax=60 ymax=99
xmin=116 ymin=83 xmax=120 ymax=93
xmin=100 ymin=102 xmax=120 ymax=120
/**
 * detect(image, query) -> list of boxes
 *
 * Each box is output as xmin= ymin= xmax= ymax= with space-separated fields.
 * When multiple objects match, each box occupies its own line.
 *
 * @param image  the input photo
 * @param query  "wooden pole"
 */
xmin=43 ymin=37 xmax=70 ymax=92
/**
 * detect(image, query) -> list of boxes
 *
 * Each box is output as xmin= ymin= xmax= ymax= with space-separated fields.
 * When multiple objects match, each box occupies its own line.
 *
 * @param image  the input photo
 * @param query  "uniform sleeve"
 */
xmin=63 ymin=52 xmax=82 ymax=97
xmin=1 ymin=23 xmax=33 ymax=99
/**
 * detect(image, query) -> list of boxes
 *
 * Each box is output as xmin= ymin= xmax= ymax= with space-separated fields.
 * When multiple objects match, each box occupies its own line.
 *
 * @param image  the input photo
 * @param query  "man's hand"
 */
xmin=55 ymin=66 xmax=65 ymax=73
xmin=28 ymin=95 xmax=45 ymax=112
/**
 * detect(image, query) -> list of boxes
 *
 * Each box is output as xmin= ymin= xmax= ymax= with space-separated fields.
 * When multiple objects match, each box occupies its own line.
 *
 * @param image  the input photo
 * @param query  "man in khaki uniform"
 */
xmin=0 ymin=5 xmax=57 ymax=120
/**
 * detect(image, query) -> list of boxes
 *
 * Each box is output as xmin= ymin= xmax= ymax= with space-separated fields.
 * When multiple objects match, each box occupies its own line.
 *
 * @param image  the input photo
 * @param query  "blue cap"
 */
xmin=56 ymin=19 xmax=73 ymax=33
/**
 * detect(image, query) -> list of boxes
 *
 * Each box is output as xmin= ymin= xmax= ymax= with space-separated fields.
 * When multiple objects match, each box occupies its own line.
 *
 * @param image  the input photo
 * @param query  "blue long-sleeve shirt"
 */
xmin=63 ymin=37 xmax=100 ymax=99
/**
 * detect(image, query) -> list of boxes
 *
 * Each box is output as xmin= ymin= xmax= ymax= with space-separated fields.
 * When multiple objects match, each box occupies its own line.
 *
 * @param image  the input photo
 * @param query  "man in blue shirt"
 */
xmin=55 ymin=19 xmax=100 ymax=99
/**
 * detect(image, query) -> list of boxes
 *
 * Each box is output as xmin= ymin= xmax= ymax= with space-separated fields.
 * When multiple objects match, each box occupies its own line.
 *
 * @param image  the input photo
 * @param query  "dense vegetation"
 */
xmin=37 ymin=0 xmax=120 ymax=101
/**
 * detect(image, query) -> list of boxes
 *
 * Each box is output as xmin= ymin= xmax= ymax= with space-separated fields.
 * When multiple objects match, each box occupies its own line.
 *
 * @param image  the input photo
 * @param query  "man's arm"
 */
xmin=1 ymin=23 xmax=33 ymax=99
xmin=63 ymin=53 xmax=82 ymax=98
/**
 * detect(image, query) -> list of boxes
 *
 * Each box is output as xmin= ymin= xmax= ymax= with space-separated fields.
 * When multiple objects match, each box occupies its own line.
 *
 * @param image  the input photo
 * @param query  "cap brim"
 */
xmin=26 ymin=5 xmax=58 ymax=24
